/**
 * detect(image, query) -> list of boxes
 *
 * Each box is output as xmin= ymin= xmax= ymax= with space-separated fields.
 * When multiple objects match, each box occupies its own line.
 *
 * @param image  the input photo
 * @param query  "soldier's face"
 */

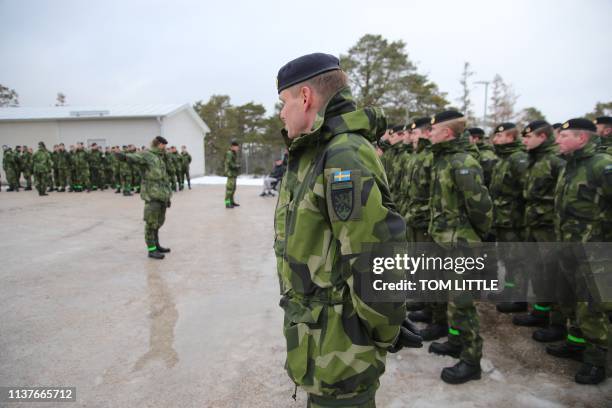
xmin=279 ymin=87 xmax=315 ymax=139
xmin=556 ymin=130 xmax=587 ymax=154
xmin=429 ymin=124 xmax=452 ymax=144
xmin=596 ymin=124 xmax=612 ymax=137
xmin=492 ymin=132 xmax=513 ymax=145
xmin=522 ymin=132 xmax=546 ymax=150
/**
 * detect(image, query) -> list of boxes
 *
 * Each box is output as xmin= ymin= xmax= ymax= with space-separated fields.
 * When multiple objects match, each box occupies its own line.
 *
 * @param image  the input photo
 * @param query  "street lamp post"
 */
xmin=475 ymin=80 xmax=490 ymax=132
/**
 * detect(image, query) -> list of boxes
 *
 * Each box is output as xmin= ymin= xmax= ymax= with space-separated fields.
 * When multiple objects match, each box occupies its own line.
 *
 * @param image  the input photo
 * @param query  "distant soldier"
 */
xmin=169 ymin=146 xmax=181 ymax=191
xmin=594 ymin=116 xmax=612 ymax=155
xmin=20 ymin=145 xmax=33 ymax=190
xmin=111 ymin=146 xmax=122 ymax=193
xmin=488 ymin=122 xmax=530 ymax=313
xmin=547 ymin=118 xmax=611 ymax=385
xmin=427 ymin=110 xmax=493 ymax=384
xmin=117 ymin=136 xmax=172 ymax=260
xmin=467 ymin=127 xmax=499 ymax=188
xmin=51 ymin=144 xmax=59 ymax=191
xmin=55 ymin=143 xmax=70 ymax=192
xmin=224 ymin=140 xmax=240 ymax=208
xmin=32 ymin=142 xmax=53 ymax=196
xmin=2 ymin=145 xmax=20 ymax=191
xmin=72 ymin=142 xmax=91 ymax=192
xmin=103 ymin=146 xmax=113 ymax=189
xmin=119 ymin=145 xmax=133 ymax=196
xmin=129 ymin=145 xmax=142 ymax=193
xmin=512 ymin=121 xmax=566 ymax=341
xmin=68 ymin=145 xmax=76 ymax=191
xmin=88 ymin=143 xmax=104 ymax=190
xmin=180 ymin=145 xmax=192 ymax=189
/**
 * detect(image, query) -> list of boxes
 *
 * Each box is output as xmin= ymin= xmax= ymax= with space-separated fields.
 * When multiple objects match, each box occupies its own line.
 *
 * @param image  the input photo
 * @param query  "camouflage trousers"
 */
xmin=90 ymin=166 xmax=103 ymax=189
xmin=55 ymin=167 xmax=69 ymax=189
xmin=556 ymin=248 xmax=609 ymax=367
xmin=225 ymin=176 xmax=236 ymax=204
xmin=495 ymin=227 xmax=528 ymax=298
xmin=447 ymin=296 xmax=482 ymax=365
xmin=307 ymin=390 xmax=376 ymax=407
xmin=22 ymin=170 xmax=32 ymax=188
xmin=4 ymin=168 xmax=19 ymax=188
xmin=33 ymin=169 xmax=51 ymax=194
xmin=144 ymin=200 xmax=167 ymax=250
xmin=72 ymin=168 xmax=90 ymax=191
xmin=120 ymin=170 xmax=132 ymax=193
xmin=524 ymin=227 xmax=559 ymax=318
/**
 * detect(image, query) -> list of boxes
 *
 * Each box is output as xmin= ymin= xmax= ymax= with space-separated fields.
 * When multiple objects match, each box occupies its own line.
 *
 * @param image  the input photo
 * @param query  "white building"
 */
xmin=0 ymin=104 xmax=209 ymax=178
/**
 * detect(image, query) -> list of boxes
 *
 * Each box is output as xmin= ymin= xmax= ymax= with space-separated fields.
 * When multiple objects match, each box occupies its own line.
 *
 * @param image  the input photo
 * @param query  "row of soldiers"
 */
xmin=377 ymin=113 xmax=611 ymax=385
xmin=2 ymin=142 xmax=192 ymax=196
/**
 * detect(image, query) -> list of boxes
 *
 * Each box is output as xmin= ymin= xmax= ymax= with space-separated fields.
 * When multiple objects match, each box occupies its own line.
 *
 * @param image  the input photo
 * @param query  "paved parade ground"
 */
xmin=1 ymin=184 xmax=611 ymax=407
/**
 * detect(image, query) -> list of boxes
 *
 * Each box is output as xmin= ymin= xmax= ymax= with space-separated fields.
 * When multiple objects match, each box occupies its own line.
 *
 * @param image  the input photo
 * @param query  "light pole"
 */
xmin=475 ymin=80 xmax=490 ymax=132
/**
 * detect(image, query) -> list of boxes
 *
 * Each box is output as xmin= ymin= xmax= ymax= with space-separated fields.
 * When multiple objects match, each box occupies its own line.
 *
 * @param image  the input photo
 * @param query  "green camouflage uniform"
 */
xmin=474 ymin=142 xmax=499 ymax=188
xmin=170 ymin=151 xmax=181 ymax=190
xmin=180 ymin=151 xmax=192 ymax=188
xmin=20 ymin=150 xmax=33 ymax=189
xmin=383 ymin=142 xmax=405 ymax=207
xmin=490 ymin=141 xmax=529 ymax=295
xmin=32 ymin=146 xmax=53 ymax=194
xmin=2 ymin=148 xmax=20 ymax=190
xmin=429 ymin=135 xmax=493 ymax=365
xmin=597 ymin=136 xmax=612 ymax=155
xmin=72 ymin=148 xmax=91 ymax=191
xmin=119 ymin=148 xmax=133 ymax=194
xmin=88 ymin=148 xmax=103 ymax=190
xmin=55 ymin=149 xmax=70 ymax=190
xmin=123 ymin=147 xmax=172 ymax=252
xmin=554 ymin=139 xmax=611 ymax=368
xmin=224 ymin=149 xmax=240 ymax=205
xmin=391 ymin=143 xmax=413 ymax=216
xmin=51 ymin=150 xmax=59 ymax=189
xmin=275 ymin=88 xmax=406 ymax=406
xmin=523 ymin=135 xmax=566 ymax=319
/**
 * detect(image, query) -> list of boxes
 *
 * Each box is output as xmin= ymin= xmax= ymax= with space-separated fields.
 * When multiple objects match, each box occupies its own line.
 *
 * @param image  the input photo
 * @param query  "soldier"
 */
xmin=130 ymin=145 xmax=142 ymax=193
xmin=73 ymin=142 xmax=91 ymax=192
xmin=51 ymin=144 xmax=59 ymax=191
xmin=170 ymin=146 xmax=181 ymax=191
xmin=88 ymin=143 xmax=104 ymax=190
xmin=55 ymin=143 xmax=70 ymax=192
xmin=20 ymin=145 xmax=33 ymax=190
xmin=117 ymin=136 xmax=172 ymax=260
xmin=274 ymin=52 xmax=421 ymax=407
xmin=180 ymin=145 xmax=192 ymax=189
xmin=511 ymin=121 xmax=566 ymax=341
xmin=119 ymin=145 xmax=133 ymax=196
xmin=111 ymin=146 xmax=122 ymax=193
xmin=68 ymin=145 xmax=76 ymax=191
xmin=427 ymin=110 xmax=493 ymax=384
xmin=32 ymin=142 xmax=53 ymax=196
xmin=467 ymin=127 xmax=499 ymax=188
xmin=488 ymin=122 xmax=530 ymax=313
xmin=2 ymin=145 xmax=20 ymax=191
xmin=224 ymin=140 xmax=240 ymax=208
xmin=594 ymin=116 xmax=612 ymax=155
xmin=383 ymin=124 xmax=407 ymax=207
xmin=547 ymin=118 xmax=611 ymax=385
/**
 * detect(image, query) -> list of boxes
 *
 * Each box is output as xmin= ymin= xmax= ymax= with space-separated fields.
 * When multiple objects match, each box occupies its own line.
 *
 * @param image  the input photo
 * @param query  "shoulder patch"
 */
xmin=327 ymin=170 xmax=362 ymax=222
xmin=333 ymin=170 xmax=352 ymax=183
xmin=604 ymin=164 xmax=612 ymax=174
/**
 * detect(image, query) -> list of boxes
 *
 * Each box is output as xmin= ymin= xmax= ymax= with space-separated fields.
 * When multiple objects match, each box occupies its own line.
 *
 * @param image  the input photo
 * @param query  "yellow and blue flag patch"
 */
xmin=333 ymin=170 xmax=352 ymax=183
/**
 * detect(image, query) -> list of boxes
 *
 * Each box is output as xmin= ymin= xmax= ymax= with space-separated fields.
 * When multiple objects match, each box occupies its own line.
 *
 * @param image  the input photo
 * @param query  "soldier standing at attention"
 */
xmin=547 ymin=118 xmax=611 ymax=385
xmin=117 ymin=136 xmax=172 ymax=260
xmin=467 ymin=127 xmax=498 ymax=188
xmin=20 ymin=145 xmax=33 ymax=190
xmin=180 ymin=145 xmax=192 ymax=189
xmin=512 ymin=121 xmax=566 ymax=340
xmin=594 ymin=116 xmax=612 ymax=154
xmin=2 ymin=145 xmax=19 ymax=191
xmin=488 ymin=123 xmax=530 ymax=313
xmin=426 ymin=111 xmax=493 ymax=384
xmin=55 ymin=143 xmax=70 ymax=192
xmin=32 ymin=142 xmax=53 ymax=196
xmin=51 ymin=144 xmax=59 ymax=191
xmin=224 ymin=140 xmax=240 ymax=208
xmin=274 ymin=53 xmax=421 ymax=407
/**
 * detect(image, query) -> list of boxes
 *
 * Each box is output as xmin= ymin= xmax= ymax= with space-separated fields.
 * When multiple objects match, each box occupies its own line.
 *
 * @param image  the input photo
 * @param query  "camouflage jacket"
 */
xmin=490 ymin=141 xmax=528 ymax=229
xmin=56 ymin=150 xmax=70 ymax=169
xmin=475 ymin=142 xmax=498 ymax=187
xmin=180 ymin=152 xmax=192 ymax=169
xmin=428 ymin=136 xmax=493 ymax=245
xmin=404 ymin=138 xmax=433 ymax=229
xmin=523 ymin=136 xmax=565 ymax=229
xmin=224 ymin=149 xmax=239 ymax=177
xmin=73 ymin=149 xmax=90 ymax=172
xmin=20 ymin=151 xmax=33 ymax=172
xmin=597 ymin=136 xmax=612 ymax=155
xmin=32 ymin=147 xmax=53 ymax=173
xmin=88 ymin=150 xmax=103 ymax=169
xmin=554 ymin=139 xmax=612 ymax=242
xmin=390 ymin=143 xmax=413 ymax=212
xmin=125 ymin=147 xmax=172 ymax=202
xmin=3 ymin=149 xmax=17 ymax=171
xmin=170 ymin=152 xmax=181 ymax=173
xmin=274 ymin=88 xmax=405 ymax=398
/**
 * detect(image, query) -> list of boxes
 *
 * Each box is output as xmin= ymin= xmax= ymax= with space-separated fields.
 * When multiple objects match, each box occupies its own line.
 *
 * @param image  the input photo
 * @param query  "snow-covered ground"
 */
xmin=191 ymin=175 xmax=265 ymax=186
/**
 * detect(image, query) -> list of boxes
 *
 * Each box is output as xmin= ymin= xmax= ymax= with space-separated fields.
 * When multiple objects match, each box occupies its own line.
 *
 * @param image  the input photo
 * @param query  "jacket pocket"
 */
xmin=284 ymin=320 xmax=312 ymax=385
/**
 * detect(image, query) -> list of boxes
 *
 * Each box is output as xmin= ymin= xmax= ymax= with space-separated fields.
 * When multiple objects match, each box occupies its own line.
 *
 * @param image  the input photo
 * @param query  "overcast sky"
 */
xmin=1 ymin=0 xmax=611 ymax=123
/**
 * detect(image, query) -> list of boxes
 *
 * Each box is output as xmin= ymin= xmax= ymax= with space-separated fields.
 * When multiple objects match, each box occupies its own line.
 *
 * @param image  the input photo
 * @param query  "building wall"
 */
xmin=161 ymin=109 xmax=205 ymax=176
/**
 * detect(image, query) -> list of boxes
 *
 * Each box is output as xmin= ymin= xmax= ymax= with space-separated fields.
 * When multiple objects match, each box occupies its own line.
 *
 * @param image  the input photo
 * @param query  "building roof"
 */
xmin=0 ymin=104 xmax=188 ymax=121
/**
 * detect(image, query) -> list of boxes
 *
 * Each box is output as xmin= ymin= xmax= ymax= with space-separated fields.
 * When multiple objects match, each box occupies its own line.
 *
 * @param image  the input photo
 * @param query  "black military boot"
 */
xmin=408 ymin=309 xmax=433 ymax=323
xmin=546 ymin=343 xmax=585 ymax=362
xmin=155 ymin=232 xmax=170 ymax=253
xmin=513 ymin=312 xmax=548 ymax=327
xmin=232 ymin=201 xmax=240 ymax=207
xmin=575 ymin=363 xmax=606 ymax=385
xmin=187 ymin=181 xmax=191 ymax=189
xmin=496 ymin=302 xmax=528 ymax=313
xmin=38 ymin=191 xmax=48 ymax=196
xmin=25 ymin=186 xmax=32 ymax=191
xmin=420 ymin=323 xmax=449 ymax=341
xmin=441 ymin=360 xmax=482 ymax=384
xmin=225 ymin=202 xmax=234 ymax=209
xmin=123 ymin=190 xmax=132 ymax=196
xmin=7 ymin=187 xmax=15 ymax=192
xmin=533 ymin=325 xmax=566 ymax=343
xmin=429 ymin=341 xmax=462 ymax=358
xmin=148 ymin=250 xmax=165 ymax=260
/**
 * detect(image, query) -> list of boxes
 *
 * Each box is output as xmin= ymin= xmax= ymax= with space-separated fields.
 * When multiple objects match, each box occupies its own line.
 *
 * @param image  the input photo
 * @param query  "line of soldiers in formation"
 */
xmin=1 ymin=142 xmax=193 ymax=196
xmin=374 ymin=114 xmax=612 ymax=385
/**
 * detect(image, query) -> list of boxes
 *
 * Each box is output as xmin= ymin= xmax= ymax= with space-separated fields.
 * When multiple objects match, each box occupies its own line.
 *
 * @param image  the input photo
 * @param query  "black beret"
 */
xmin=561 ymin=118 xmax=596 ymax=132
xmin=277 ymin=53 xmax=341 ymax=94
xmin=231 ymin=139 xmax=239 ymax=146
xmin=552 ymin=123 xmax=562 ymax=129
xmin=431 ymin=110 xmax=464 ymax=125
xmin=154 ymin=136 xmax=168 ymax=145
xmin=494 ymin=122 xmax=516 ymax=133
xmin=410 ymin=117 xmax=431 ymax=130
xmin=392 ymin=124 xmax=406 ymax=132
xmin=467 ymin=127 xmax=485 ymax=137
xmin=594 ymin=116 xmax=612 ymax=125
xmin=523 ymin=120 xmax=550 ymax=135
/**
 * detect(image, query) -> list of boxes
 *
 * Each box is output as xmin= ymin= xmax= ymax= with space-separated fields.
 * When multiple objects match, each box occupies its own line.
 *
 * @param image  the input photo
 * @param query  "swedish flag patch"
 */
xmin=333 ymin=170 xmax=352 ymax=182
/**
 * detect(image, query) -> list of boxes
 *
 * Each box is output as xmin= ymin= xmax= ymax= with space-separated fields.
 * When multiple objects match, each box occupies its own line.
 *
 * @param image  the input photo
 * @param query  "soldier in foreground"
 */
xmin=548 ymin=118 xmax=611 ymax=384
xmin=427 ymin=111 xmax=493 ymax=384
xmin=224 ymin=140 xmax=240 ymax=208
xmin=117 ymin=136 xmax=172 ymax=260
xmin=275 ymin=53 xmax=421 ymax=407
